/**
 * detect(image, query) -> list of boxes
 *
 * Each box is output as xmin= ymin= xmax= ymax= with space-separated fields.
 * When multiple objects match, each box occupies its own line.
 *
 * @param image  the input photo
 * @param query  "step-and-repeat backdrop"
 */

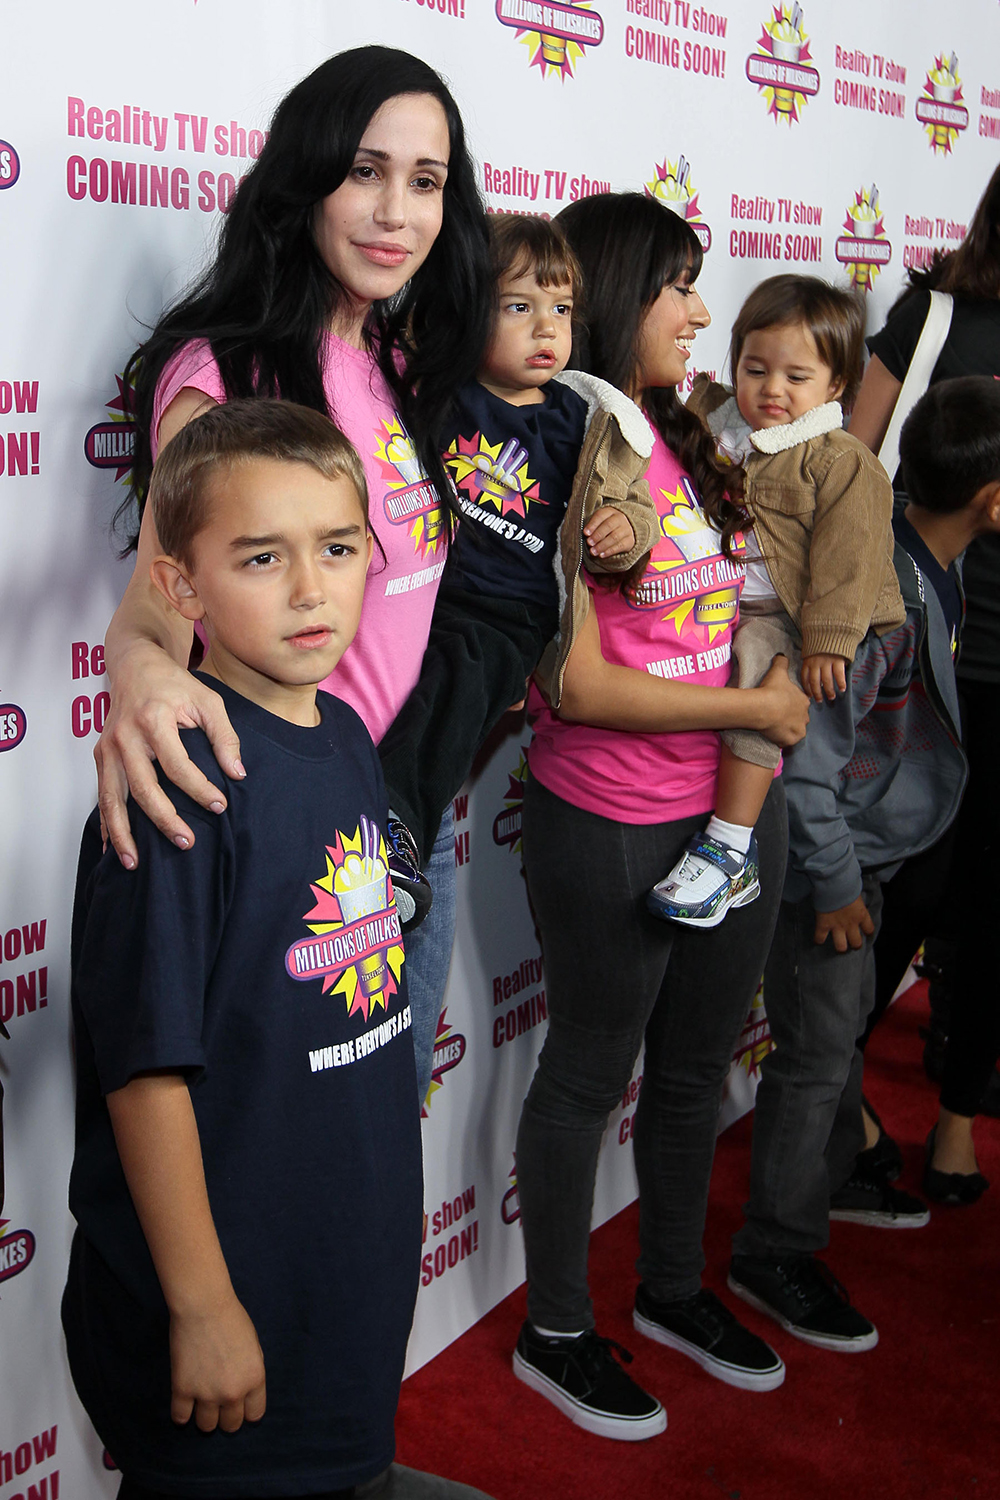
xmin=1 ymin=0 xmax=993 ymax=1488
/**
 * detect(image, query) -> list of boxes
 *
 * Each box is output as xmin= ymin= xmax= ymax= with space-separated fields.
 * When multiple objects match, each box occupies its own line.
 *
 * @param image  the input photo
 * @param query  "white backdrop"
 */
xmin=1 ymin=0 xmax=995 ymax=1491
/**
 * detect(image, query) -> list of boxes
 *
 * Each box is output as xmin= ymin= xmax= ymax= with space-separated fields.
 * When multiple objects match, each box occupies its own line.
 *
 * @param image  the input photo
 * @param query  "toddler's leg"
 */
xmin=714 ymin=744 xmax=778 ymax=831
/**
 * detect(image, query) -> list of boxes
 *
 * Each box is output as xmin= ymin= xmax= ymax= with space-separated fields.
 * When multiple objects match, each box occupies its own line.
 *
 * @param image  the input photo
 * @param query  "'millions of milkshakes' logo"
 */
xmin=732 ymin=983 xmax=773 ymax=1079
xmin=746 ymin=4 xmax=820 ymax=124
xmin=0 ymin=1218 xmax=36 ymax=1286
xmin=493 ymin=748 xmax=529 ymax=854
xmin=0 ymin=139 xmax=21 ymax=189
xmin=285 ymin=817 xmax=405 ymax=1023
xmin=0 ymin=697 xmax=27 ymax=753
xmin=374 ymin=415 xmax=447 ymax=561
xmin=916 ymin=52 xmax=969 ymax=154
xmin=835 ymin=184 xmax=892 ymax=291
xmin=421 ymin=1006 xmax=467 ymax=1118
xmin=84 ymin=372 xmax=136 ymax=483
xmin=501 ymin=1156 xmax=520 ymax=1225
xmin=644 ymin=155 xmax=712 ymax=252
xmin=495 ymin=0 xmax=604 ymax=80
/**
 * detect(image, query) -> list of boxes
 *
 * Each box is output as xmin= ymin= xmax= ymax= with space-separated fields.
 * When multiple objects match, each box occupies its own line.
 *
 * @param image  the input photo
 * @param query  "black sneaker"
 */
xmin=512 ymin=1323 xmax=666 ymax=1441
xmin=829 ymin=1170 xmax=930 ymax=1228
xmin=385 ymin=816 xmax=433 ymax=933
xmin=728 ymin=1254 xmax=878 ymax=1352
xmin=633 ymin=1285 xmax=785 ymax=1391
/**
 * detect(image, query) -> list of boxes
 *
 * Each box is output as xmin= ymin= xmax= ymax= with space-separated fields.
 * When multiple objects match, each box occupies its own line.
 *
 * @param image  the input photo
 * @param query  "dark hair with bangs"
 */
xmin=729 ymin=275 xmax=865 ymax=406
xmin=150 ymin=398 xmax=369 ymax=567
xmin=900 ymin=376 xmax=1000 ymax=513
xmin=488 ymin=213 xmax=584 ymax=308
xmin=556 ymin=192 xmax=745 ymax=560
xmin=117 ymin=46 xmax=491 ymax=546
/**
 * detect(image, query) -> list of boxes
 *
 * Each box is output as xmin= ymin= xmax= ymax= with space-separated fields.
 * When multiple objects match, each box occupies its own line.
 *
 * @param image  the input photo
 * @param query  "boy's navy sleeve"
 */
xmin=780 ymin=633 xmax=887 ymax=912
xmin=74 ymin=783 xmax=234 ymax=1097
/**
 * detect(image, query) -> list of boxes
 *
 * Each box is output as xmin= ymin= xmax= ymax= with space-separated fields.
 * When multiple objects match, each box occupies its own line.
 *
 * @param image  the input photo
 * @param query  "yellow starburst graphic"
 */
xmin=445 ymin=433 xmax=542 ymax=517
xmin=297 ymin=820 xmax=405 ymax=1023
xmin=374 ymin=415 xmax=447 ymax=559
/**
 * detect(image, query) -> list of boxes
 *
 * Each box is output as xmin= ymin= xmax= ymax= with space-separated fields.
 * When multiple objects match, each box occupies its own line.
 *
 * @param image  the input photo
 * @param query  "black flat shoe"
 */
xmin=922 ymin=1125 xmax=990 ymax=1205
xmin=859 ymin=1095 xmax=903 ymax=1182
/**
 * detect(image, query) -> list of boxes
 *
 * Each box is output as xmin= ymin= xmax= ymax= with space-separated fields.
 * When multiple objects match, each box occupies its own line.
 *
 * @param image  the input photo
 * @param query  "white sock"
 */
xmin=705 ymin=814 xmax=753 ymax=857
xmin=533 ymin=1323 xmax=585 ymax=1341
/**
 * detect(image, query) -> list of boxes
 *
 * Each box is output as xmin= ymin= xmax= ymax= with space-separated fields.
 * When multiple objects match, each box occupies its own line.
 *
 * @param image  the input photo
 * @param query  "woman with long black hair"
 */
xmin=94 ymin=46 xmax=493 ymax=1104
xmin=511 ymin=194 xmax=810 ymax=1439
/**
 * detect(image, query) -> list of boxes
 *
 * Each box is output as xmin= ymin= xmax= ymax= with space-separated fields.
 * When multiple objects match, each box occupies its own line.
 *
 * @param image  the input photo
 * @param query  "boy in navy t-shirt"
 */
xmin=63 ymin=401 xmax=487 ymax=1499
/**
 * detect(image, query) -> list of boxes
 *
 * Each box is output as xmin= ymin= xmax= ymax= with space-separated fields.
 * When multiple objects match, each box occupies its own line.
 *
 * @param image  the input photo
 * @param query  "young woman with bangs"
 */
xmin=512 ymin=193 xmax=810 ymax=1440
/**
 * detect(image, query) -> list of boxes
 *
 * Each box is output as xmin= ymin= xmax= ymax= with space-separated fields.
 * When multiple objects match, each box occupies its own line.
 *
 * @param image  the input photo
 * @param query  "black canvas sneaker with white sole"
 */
xmin=728 ymin=1254 xmax=878 ymax=1352
xmin=512 ymin=1323 xmax=666 ymax=1441
xmin=829 ymin=1171 xmax=930 ymax=1228
xmin=633 ymin=1284 xmax=785 ymax=1391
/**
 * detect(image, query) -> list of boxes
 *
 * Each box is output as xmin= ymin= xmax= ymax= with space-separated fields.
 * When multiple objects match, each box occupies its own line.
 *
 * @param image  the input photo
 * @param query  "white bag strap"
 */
xmin=877 ymin=290 xmax=953 ymax=480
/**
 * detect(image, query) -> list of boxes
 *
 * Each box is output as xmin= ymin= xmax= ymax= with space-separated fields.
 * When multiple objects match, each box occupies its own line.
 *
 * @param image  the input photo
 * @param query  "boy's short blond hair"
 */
xmin=149 ymin=398 xmax=369 ymax=565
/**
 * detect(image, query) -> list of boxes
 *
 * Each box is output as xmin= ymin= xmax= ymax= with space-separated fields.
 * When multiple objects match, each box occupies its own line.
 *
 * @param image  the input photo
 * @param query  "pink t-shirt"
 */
xmin=152 ymin=336 xmax=447 ymax=744
xmin=528 ymin=431 xmax=746 ymax=824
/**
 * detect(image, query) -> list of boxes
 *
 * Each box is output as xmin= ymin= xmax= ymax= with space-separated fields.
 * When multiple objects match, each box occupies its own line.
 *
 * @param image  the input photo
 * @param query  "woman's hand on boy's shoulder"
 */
xmin=170 ymin=1292 xmax=266 ymax=1433
xmin=96 ymin=642 xmax=245 ymax=869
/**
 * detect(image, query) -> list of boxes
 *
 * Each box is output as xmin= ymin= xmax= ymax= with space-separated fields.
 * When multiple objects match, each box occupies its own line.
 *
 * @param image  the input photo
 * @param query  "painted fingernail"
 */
xmin=209 ymin=800 xmax=225 ymax=813
xmin=174 ymin=835 xmax=190 ymax=849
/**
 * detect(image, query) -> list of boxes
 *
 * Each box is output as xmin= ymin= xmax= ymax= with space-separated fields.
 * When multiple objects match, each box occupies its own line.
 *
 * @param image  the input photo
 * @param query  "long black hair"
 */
xmin=119 ymin=46 xmax=491 ymax=542
xmin=555 ymin=193 xmax=744 ymax=559
xmin=891 ymin=159 xmax=1000 ymax=312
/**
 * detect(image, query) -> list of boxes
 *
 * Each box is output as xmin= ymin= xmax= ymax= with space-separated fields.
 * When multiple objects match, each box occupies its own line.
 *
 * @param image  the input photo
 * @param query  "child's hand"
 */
xmin=813 ymin=896 xmax=875 ymax=953
xmin=800 ymin=653 xmax=849 ymax=703
xmin=584 ymin=506 xmax=636 ymax=558
xmin=756 ymin=655 xmax=811 ymax=746
xmin=169 ymin=1293 xmax=267 ymax=1433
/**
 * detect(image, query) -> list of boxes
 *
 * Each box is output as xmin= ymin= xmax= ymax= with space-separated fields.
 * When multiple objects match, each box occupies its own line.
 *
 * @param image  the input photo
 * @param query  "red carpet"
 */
xmin=396 ymin=985 xmax=1000 ymax=1499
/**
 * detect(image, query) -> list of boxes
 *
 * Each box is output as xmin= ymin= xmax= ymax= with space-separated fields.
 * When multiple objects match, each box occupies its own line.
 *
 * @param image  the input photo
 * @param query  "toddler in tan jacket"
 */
xmin=649 ymin=274 xmax=904 ymax=928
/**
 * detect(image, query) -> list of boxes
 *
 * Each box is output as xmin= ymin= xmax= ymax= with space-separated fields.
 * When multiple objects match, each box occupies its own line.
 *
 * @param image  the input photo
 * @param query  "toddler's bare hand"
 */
xmin=584 ymin=506 xmax=635 ymax=558
xmin=800 ymin=653 xmax=849 ymax=704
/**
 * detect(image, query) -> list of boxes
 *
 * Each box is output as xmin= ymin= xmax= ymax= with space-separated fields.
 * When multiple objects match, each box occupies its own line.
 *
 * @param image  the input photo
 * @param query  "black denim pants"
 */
xmin=516 ymin=772 xmax=787 ymax=1331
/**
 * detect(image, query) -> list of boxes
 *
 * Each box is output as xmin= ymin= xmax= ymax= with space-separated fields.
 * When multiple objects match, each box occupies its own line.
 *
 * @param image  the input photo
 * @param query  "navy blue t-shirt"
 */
xmin=893 ymin=509 xmax=963 ymax=658
xmin=64 ymin=677 xmax=421 ymax=1497
xmin=442 ymin=378 xmax=588 ymax=607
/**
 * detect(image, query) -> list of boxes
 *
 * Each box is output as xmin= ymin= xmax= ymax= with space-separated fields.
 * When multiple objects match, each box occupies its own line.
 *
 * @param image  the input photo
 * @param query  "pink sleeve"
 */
xmin=151 ymin=340 xmax=227 ymax=458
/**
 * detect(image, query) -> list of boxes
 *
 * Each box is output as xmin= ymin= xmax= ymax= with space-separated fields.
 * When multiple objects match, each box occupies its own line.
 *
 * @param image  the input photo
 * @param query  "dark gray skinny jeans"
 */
xmin=517 ymin=772 xmax=787 ymax=1332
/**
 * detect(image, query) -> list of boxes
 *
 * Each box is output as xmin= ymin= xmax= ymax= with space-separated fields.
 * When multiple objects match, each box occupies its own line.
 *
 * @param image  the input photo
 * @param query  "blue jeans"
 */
xmin=403 ymin=803 xmax=457 ymax=1106
xmin=733 ymin=872 xmax=885 ymax=1259
xmin=516 ymin=774 xmax=788 ymax=1331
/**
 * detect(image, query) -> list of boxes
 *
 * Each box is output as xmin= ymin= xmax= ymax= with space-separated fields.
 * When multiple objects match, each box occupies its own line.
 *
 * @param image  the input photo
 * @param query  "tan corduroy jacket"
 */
xmin=536 ymin=371 xmax=659 ymax=706
xmin=688 ymin=375 xmax=904 ymax=660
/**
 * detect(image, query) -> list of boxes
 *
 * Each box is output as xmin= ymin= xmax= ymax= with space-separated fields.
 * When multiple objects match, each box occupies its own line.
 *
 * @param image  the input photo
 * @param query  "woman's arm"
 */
xmin=97 ymin=389 xmax=246 ymax=868
xmin=108 ymin=1073 xmax=266 ymax=1433
xmin=846 ymin=354 xmax=902 ymax=454
xmin=556 ymin=601 xmax=810 ymax=745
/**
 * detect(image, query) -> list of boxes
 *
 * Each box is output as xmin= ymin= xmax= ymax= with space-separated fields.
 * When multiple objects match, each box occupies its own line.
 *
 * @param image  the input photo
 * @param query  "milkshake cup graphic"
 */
xmin=540 ymin=31 xmax=568 ymax=68
xmin=385 ymin=431 xmax=424 ymax=486
xmin=929 ymin=54 xmax=960 ymax=149
xmin=770 ymin=6 xmax=803 ymax=119
xmin=848 ymin=186 xmax=880 ymax=290
xmin=334 ymin=840 xmax=390 ymax=1002
xmin=652 ymin=157 xmax=690 ymax=219
xmin=473 ymin=437 xmax=527 ymax=506
xmin=666 ymin=509 xmax=738 ymax=624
